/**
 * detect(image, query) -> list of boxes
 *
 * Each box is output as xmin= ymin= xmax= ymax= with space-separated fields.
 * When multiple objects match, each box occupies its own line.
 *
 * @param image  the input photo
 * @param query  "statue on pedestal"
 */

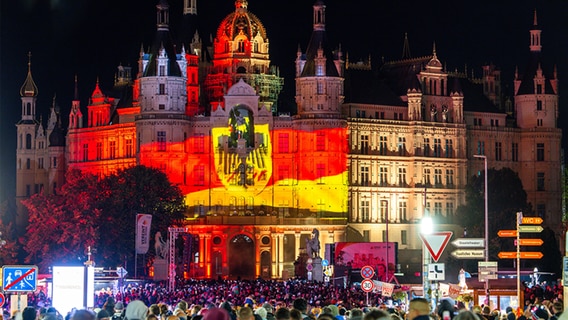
xmin=154 ymin=231 xmax=169 ymax=260
xmin=306 ymin=228 xmax=320 ymax=258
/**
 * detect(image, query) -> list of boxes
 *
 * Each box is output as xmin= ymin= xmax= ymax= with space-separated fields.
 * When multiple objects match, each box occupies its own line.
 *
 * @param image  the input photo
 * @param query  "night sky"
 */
xmin=1 ymin=0 xmax=568 ymax=203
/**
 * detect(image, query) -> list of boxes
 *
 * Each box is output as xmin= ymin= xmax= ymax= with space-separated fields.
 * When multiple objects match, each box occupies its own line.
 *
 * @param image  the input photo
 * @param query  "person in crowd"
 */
xmin=125 ymin=300 xmax=149 ymax=320
xmin=203 ymin=308 xmax=229 ymax=320
xmin=363 ymin=309 xmax=389 ymax=320
xmin=22 ymin=307 xmax=37 ymax=320
xmin=238 ymin=307 xmax=255 ymax=320
xmin=454 ymin=311 xmax=480 ymax=320
xmin=406 ymin=298 xmax=430 ymax=320
xmin=71 ymin=310 xmax=95 ymax=320
xmin=292 ymin=299 xmax=310 ymax=320
xmin=275 ymin=308 xmax=290 ymax=320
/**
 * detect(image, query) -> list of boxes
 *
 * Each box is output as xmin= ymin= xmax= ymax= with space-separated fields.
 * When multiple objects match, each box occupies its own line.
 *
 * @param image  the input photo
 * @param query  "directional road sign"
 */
xmin=451 ymin=238 xmax=484 ymax=248
xmin=2 ymin=265 xmax=38 ymax=292
xmin=420 ymin=232 xmax=453 ymax=262
xmin=522 ymin=217 xmax=543 ymax=225
xmin=515 ymin=239 xmax=544 ymax=246
xmin=428 ymin=263 xmax=445 ymax=281
xmin=361 ymin=279 xmax=375 ymax=292
xmin=498 ymin=251 xmax=544 ymax=259
xmin=498 ymin=230 xmax=517 ymax=237
xmin=478 ymin=261 xmax=498 ymax=281
xmin=116 ymin=267 xmax=128 ymax=278
xmin=451 ymin=249 xmax=485 ymax=259
xmin=519 ymin=225 xmax=544 ymax=233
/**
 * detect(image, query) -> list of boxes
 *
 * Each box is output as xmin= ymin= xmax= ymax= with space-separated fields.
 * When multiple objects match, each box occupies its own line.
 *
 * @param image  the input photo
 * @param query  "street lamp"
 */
xmin=473 ymin=154 xmax=489 ymax=307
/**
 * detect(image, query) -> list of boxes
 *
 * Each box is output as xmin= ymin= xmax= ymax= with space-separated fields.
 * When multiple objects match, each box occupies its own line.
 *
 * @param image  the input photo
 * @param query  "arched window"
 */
xmin=26 ymin=134 xmax=32 ymax=149
xmin=26 ymin=103 xmax=31 ymax=115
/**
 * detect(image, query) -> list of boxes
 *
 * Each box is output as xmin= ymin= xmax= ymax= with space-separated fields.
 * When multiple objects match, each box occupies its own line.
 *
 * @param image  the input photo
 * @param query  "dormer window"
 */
xmin=316 ymin=64 xmax=324 ymax=76
xmin=159 ymin=65 xmax=165 ymax=76
xmin=537 ymin=84 xmax=542 ymax=94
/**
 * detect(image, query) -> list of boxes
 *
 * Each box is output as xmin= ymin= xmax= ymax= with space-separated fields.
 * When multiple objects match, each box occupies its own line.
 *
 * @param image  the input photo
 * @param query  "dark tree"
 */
xmin=96 ymin=165 xmax=187 ymax=273
xmin=22 ymin=170 xmax=101 ymax=271
xmin=455 ymin=168 xmax=531 ymax=265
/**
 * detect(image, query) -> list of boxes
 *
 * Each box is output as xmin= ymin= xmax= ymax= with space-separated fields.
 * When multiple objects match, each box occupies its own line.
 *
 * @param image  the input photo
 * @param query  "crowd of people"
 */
xmin=4 ymin=278 xmax=567 ymax=320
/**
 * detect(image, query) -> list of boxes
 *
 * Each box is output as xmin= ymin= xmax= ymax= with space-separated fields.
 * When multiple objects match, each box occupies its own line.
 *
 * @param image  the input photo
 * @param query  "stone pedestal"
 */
xmin=312 ymin=257 xmax=323 ymax=282
xmin=153 ymin=259 xmax=168 ymax=281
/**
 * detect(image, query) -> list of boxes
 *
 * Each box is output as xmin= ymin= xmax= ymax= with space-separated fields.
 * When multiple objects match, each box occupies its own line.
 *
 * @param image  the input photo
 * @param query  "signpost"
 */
xmin=518 ymin=225 xmax=544 ymax=233
xmin=522 ymin=217 xmax=543 ymax=224
xmin=515 ymin=239 xmax=544 ymax=246
xmin=451 ymin=249 xmax=485 ymax=259
xmin=498 ymin=230 xmax=517 ymax=237
xmin=478 ymin=261 xmax=498 ymax=281
xmin=451 ymin=238 xmax=484 ymax=248
xmin=498 ymin=251 xmax=544 ymax=259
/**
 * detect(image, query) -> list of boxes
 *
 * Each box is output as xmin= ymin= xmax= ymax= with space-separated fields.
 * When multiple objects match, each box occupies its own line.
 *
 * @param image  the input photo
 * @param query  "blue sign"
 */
xmin=321 ymin=259 xmax=329 ymax=267
xmin=2 ymin=265 xmax=38 ymax=292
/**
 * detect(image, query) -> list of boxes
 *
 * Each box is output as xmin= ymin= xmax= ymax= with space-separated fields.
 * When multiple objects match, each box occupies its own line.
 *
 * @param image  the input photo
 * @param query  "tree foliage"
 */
xmin=23 ymin=170 xmax=101 ymax=271
xmin=0 ymin=201 xmax=22 ymax=265
xmin=22 ymin=165 xmax=187 ymax=273
xmin=455 ymin=168 xmax=531 ymax=261
xmin=455 ymin=167 xmax=561 ymax=275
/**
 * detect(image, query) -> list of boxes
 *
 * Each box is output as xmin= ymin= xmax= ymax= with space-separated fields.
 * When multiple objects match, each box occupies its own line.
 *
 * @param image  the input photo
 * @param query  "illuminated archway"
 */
xmin=260 ymin=250 xmax=271 ymax=278
xmin=228 ymin=234 xmax=255 ymax=279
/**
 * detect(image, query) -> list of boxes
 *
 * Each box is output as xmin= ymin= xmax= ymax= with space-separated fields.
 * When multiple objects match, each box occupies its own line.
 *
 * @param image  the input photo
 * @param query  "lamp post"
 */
xmin=473 ymin=154 xmax=489 ymax=306
xmin=421 ymin=213 xmax=433 ymax=306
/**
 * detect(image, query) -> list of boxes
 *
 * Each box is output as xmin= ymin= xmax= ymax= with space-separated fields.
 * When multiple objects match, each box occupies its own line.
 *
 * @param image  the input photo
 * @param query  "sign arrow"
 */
xmin=522 ymin=217 xmax=543 ymax=225
xmin=451 ymin=238 xmax=484 ymax=248
xmin=498 ymin=251 xmax=544 ymax=259
xmin=518 ymin=225 xmax=543 ymax=233
xmin=451 ymin=249 xmax=485 ymax=259
xmin=498 ymin=230 xmax=517 ymax=237
xmin=515 ymin=239 xmax=544 ymax=246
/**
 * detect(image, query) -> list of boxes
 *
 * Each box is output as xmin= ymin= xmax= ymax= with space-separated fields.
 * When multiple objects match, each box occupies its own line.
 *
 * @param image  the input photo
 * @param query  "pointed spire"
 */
xmin=402 ymin=32 xmax=411 ymax=59
xmin=20 ymin=51 xmax=39 ymax=97
xmin=432 ymin=42 xmax=437 ymax=59
xmin=74 ymin=75 xmax=79 ymax=100
xmin=529 ymin=9 xmax=542 ymax=52
xmin=313 ymin=0 xmax=326 ymax=31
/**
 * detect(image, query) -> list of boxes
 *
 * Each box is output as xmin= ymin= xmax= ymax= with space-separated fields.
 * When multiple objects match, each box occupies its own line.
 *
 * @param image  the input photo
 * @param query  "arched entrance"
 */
xmin=229 ymin=234 xmax=255 ymax=279
xmin=260 ymin=251 xmax=271 ymax=278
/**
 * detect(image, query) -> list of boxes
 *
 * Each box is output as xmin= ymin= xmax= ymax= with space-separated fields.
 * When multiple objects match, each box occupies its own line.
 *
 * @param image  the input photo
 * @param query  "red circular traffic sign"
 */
xmin=0 ymin=292 xmax=5 ymax=307
xmin=361 ymin=265 xmax=375 ymax=279
xmin=361 ymin=279 xmax=375 ymax=292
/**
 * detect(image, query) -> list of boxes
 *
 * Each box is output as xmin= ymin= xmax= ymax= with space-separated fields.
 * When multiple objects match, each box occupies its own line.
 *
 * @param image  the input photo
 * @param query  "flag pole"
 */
xmin=135 ymin=214 xmax=138 ymax=279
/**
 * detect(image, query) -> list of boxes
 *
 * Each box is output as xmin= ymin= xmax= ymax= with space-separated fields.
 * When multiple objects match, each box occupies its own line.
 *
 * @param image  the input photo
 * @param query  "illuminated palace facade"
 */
xmin=16 ymin=1 xmax=561 ymax=280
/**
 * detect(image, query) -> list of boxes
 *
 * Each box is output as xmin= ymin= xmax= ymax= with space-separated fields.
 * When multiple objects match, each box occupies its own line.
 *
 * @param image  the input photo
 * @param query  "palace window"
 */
xmin=398 ymin=167 xmax=406 ymax=186
xmin=194 ymin=134 xmax=204 ymax=153
xmin=96 ymin=142 xmax=102 ymax=160
xmin=434 ymin=139 xmax=442 ymax=157
xmin=446 ymin=202 xmax=454 ymax=217
xmin=495 ymin=142 xmax=502 ymax=161
xmin=445 ymin=139 xmax=453 ymax=158
xmin=477 ymin=141 xmax=485 ymax=155
xmin=316 ymin=132 xmax=325 ymax=151
xmin=82 ymin=144 xmax=89 ymax=161
xmin=379 ymin=167 xmax=388 ymax=186
xmin=194 ymin=165 xmax=204 ymax=186
xmin=398 ymin=201 xmax=407 ymax=222
xmin=537 ymin=143 xmax=544 ymax=161
xmin=278 ymin=133 xmax=289 ymax=153
xmin=423 ymin=168 xmax=431 ymax=185
xmin=360 ymin=135 xmax=369 ymax=154
xmin=109 ymin=141 xmax=116 ymax=159
xmin=360 ymin=199 xmax=370 ymax=222
xmin=125 ymin=139 xmax=133 ymax=157
xmin=379 ymin=136 xmax=388 ymax=155
xmin=157 ymin=131 xmax=166 ymax=152
xmin=397 ymin=137 xmax=406 ymax=156
xmin=434 ymin=169 xmax=442 ymax=186
xmin=360 ymin=166 xmax=369 ymax=186
xmin=380 ymin=200 xmax=388 ymax=222
xmin=512 ymin=143 xmax=519 ymax=162
xmin=446 ymin=169 xmax=454 ymax=186
xmin=424 ymin=138 xmax=430 ymax=156
xmin=537 ymin=172 xmax=545 ymax=191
